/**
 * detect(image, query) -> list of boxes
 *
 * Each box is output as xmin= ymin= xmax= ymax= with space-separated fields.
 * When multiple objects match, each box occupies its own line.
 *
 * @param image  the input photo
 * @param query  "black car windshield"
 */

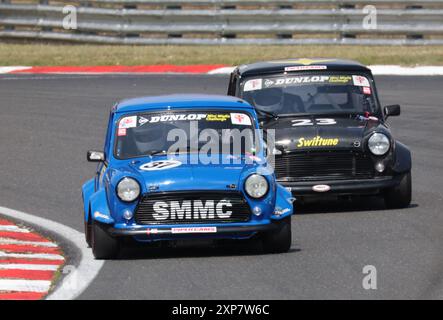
xmin=240 ymin=73 xmax=379 ymax=117
xmin=114 ymin=110 xmax=257 ymax=159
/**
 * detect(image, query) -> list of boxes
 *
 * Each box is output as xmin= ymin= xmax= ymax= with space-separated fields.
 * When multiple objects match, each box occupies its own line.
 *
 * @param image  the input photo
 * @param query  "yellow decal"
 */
xmin=206 ymin=114 xmax=231 ymax=122
xmin=297 ymin=136 xmax=339 ymax=148
xmin=270 ymin=58 xmax=336 ymax=66
xmin=328 ymin=76 xmax=352 ymax=83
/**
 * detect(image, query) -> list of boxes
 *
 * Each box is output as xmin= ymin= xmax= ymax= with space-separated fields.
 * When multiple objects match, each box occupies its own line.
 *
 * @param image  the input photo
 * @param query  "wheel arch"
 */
xmin=392 ymin=141 xmax=412 ymax=174
xmin=82 ymin=178 xmax=95 ymax=222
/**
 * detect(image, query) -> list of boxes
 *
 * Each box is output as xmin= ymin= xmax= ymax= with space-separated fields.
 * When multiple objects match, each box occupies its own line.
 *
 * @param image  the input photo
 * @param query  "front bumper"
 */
xmin=280 ymin=176 xmax=400 ymax=196
xmin=107 ymin=221 xmax=282 ymax=240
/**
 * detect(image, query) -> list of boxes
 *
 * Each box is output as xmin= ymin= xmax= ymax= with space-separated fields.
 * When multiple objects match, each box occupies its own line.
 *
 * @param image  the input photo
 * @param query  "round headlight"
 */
xmin=368 ymin=133 xmax=390 ymax=156
xmin=245 ymin=174 xmax=269 ymax=199
xmin=117 ymin=177 xmax=140 ymax=202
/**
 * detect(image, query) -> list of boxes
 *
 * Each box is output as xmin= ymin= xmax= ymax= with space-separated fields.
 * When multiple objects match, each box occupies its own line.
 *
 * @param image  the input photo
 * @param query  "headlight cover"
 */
xmin=368 ymin=133 xmax=390 ymax=156
xmin=245 ymin=174 xmax=269 ymax=199
xmin=117 ymin=177 xmax=140 ymax=202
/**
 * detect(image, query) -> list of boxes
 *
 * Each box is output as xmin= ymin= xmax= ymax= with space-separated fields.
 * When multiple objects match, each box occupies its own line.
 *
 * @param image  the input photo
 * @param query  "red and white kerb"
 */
xmin=0 ymin=218 xmax=65 ymax=300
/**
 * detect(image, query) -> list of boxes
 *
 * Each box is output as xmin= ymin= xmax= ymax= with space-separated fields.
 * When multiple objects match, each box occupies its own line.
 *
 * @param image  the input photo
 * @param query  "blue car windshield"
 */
xmin=114 ymin=110 xmax=257 ymax=159
xmin=240 ymin=73 xmax=379 ymax=116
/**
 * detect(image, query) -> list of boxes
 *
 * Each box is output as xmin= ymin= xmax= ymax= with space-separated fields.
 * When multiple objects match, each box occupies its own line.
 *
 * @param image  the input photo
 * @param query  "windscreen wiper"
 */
xmin=146 ymin=150 xmax=166 ymax=156
xmin=255 ymin=108 xmax=279 ymax=122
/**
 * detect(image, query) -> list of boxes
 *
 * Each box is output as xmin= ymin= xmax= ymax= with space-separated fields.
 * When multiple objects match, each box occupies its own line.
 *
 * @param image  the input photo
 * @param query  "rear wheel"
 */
xmin=91 ymin=220 xmax=120 ymax=259
xmin=262 ymin=217 xmax=292 ymax=254
xmin=384 ymin=171 xmax=412 ymax=209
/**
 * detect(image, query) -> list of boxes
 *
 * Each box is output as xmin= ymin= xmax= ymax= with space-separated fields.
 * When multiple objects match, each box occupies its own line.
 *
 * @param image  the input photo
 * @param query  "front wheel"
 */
xmin=262 ymin=217 xmax=292 ymax=254
xmin=91 ymin=220 xmax=120 ymax=259
xmin=383 ymin=171 xmax=412 ymax=209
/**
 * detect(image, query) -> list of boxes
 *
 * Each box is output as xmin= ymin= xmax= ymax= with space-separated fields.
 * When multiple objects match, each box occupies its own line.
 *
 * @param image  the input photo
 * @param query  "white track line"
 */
xmin=0 ymin=238 xmax=57 ymax=247
xmin=207 ymin=66 xmax=236 ymax=74
xmin=3 ymin=65 xmax=443 ymax=76
xmin=0 ymin=66 xmax=32 ymax=74
xmin=0 ymin=225 xmax=30 ymax=233
xmin=0 ymin=251 xmax=64 ymax=261
xmin=208 ymin=65 xmax=443 ymax=76
xmin=369 ymin=65 xmax=443 ymax=76
xmin=0 ymin=206 xmax=104 ymax=300
xmin=0 ymin=279 xmax=51 ymax=293
xmin=0 ymin=264 xmax=60 ymax=271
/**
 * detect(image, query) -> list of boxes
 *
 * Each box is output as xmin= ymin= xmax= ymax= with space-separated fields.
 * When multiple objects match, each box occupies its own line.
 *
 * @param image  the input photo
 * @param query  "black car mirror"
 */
xmin=87 ymin=150 xmax=105 ymax=162
xmin=384 ymin=104 xmax=401 ymax=119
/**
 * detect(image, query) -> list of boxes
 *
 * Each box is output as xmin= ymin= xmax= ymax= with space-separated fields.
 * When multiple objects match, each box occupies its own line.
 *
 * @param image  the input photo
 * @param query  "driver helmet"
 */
xmin=252 ymin=88 xmax=284 ymax=113
xmin=133 ymin=125 xmax=166 ymax=154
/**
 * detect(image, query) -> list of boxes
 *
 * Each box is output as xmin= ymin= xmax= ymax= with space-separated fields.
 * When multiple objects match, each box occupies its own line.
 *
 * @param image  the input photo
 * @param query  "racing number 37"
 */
xmin=291 ymin=118 xmax=337 ymax=126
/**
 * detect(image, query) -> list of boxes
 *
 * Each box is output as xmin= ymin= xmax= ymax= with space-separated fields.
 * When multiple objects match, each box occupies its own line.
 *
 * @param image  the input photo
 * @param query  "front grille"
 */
xmin=274 ymin=151 xmax=374 ymax=181
xmin=135 ymin=191 xmax=251 ymax=225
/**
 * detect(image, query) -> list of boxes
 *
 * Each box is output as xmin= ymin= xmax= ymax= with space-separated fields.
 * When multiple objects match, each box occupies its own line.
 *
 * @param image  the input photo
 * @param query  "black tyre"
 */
xmin=91 ymin=220 xmax=120 ymax=259
xmin=84 ymin=219 xmax=92 ymax=248
xmin=384 ymin=171 xmax=412 ymax=209
xmin=262 ymin=217 xmax=292 ymax=254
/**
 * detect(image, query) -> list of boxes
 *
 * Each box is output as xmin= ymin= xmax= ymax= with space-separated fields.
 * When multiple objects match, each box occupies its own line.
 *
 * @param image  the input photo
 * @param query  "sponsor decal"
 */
xmin=119 ymin=116 xmax=137 ymax=129
xmin=94 ymin=211 xmax=111 ymax=221
xmin=261 ymin=75 xmax=354 ymax=89
xmin=138 ymin=116 xmax=149 ymax=126
xmin=206 ymin=114 xmax=230 ymax=122
xmin=139 ymin=159 xmax=182 ymax=171
xmin=297 ymin=136 xmax=339 ymax=148
xmin=117 ymin=128 xmax=127 ymax=136
xmin=285 ymin=65 xmax=328 ymax=72
xmin=264 ymin=79 xmax=275 ymax=87
xmin=328 ymin=76 xmax=352 ymax=84
xmin=274 ymin=207 xmax=291 ymax=215
xmin=275 ymin=75 xmax=330 ymax=86
xmin=352 ymin=75 xmax=370 ymax=87
xmin=292 ymin=118 xmax=337 ymax=126
xmin=146 ymin=114 xmax=207 ymax=123
xmin=243 ymin=78 xmax=262 ymax=92
xmin=171 ymin=227 xmax=217 ymax=234
xmin=151 ymin=200 xmax=232 ymax=220
xmin=231 ymin=113 xmax=252 ymax=126
xmin=312 ymin=184 xmax=331 ymax=193
xmin=363 ymin=86 xmax=372 ymax=95
xmin=245 ymin=74 xmax=372 ymax=92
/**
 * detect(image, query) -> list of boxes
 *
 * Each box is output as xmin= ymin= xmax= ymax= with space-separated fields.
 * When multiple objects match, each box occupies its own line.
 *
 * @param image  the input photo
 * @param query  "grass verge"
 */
xmin=1 ymin=43 xmax=443 ymax=66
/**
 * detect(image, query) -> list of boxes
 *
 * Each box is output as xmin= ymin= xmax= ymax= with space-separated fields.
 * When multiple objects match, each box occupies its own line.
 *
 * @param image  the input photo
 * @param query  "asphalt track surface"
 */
xmin=0 ymin=74 xmax=442 ymax=299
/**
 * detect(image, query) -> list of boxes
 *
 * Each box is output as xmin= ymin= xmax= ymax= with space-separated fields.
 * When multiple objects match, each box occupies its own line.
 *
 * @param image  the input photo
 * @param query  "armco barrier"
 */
xmin=0 ymin=0 xmax=442 ymax=45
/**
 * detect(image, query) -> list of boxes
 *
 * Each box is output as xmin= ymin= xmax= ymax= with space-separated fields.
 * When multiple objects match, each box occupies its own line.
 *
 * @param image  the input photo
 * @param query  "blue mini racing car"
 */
xmin=82 ymin=94 xmax=294 ymax=259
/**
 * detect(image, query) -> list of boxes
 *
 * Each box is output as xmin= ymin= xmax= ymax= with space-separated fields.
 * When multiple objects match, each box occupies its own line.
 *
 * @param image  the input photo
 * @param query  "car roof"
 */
xmin=113 ymin=94 xmax=252 ymax=113
xmin=234 ymin=58 xmax=371 ymax=77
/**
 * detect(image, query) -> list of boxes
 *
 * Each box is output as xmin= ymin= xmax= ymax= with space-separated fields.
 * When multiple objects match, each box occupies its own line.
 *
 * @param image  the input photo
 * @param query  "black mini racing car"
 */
xmin=227 ymin=59 xmax=411 ymax=209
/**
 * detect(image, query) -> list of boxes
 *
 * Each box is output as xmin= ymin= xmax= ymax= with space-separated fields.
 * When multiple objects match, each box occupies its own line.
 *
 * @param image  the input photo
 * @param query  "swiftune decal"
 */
xmin=297 ymin=136 xmax=339 ymax=148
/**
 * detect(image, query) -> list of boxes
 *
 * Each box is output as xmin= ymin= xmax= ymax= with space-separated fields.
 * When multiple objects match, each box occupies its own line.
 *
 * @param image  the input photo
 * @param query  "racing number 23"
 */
xmin=291 ymin=118 xmax=337 ymax=127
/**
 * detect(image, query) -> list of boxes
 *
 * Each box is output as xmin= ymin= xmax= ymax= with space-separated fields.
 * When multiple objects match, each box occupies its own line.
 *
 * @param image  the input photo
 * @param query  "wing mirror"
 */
xmin=384 ymin=104 xmax=401 ymax=119
xmin=87 ymin=150 xmax=105 ymax=162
